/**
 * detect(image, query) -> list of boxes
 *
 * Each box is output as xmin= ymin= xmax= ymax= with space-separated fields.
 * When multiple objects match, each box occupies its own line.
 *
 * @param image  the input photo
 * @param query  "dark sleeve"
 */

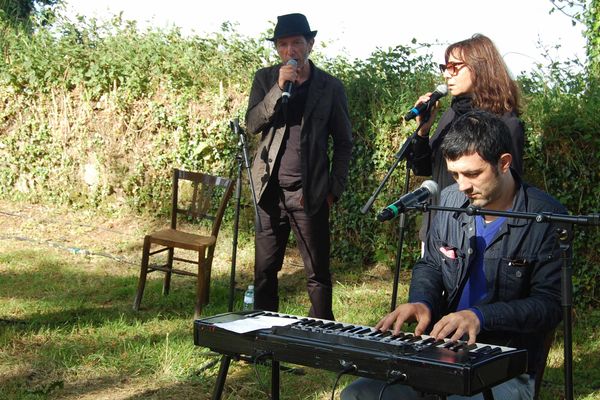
xmin=410 ymin=109 xmax=454 ymax=177
xmin=245 ymin=67 xmax=284 ymax=135
xmin=502 ymin=113 xmax=525 ymax=175
xmin=410 ymin=134 xmax=433 ymax=176
xmin=328 ymin=80 xmax=353 ymax=199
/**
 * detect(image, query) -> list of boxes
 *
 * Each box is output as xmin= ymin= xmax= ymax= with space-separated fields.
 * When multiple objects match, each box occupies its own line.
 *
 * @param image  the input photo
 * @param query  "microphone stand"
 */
xmin=209 ymin=119 xmax=262 ymax=397
xmin=228 ymin=118 xmax=262 ymax=312
xmin=411 ymin=203 xmax=600 ymax=400
xmin=361 ymin=121 xmax=427 ymax=311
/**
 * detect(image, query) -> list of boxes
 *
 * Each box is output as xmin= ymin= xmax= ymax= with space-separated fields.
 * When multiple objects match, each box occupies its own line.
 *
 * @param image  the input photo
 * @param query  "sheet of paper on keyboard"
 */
xmin=214 ymin=315 xmax=297 ymax=333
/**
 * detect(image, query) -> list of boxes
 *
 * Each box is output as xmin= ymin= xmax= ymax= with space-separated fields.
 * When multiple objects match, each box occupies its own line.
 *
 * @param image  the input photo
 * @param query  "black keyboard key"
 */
xmin=347 ymin=326 xmax=363 ymax=333
xmin=450 ymin=342 xmax=468 ymax=352
xmin=406 ymin=335 xmax=423 ymax=343
xmin=475 ymin=345 xmax=491 ymax=353
xmin=339 ymin=325 xmax=356 ymax=332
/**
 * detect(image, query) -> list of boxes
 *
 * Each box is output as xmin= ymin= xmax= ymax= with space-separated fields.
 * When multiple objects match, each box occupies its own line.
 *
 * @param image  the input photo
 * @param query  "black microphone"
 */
xmin=377 ymin=180 xmax=439 ymax=222
xmin=281 ymin=59 xmax=298 ymax=104
xmin=404 ymin=84 xmax=448 ymax=121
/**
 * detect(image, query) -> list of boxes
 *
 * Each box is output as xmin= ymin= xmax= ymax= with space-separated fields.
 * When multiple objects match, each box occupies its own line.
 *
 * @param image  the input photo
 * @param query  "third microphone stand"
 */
xmin=361 ymin=120 xmax=428 ymax=311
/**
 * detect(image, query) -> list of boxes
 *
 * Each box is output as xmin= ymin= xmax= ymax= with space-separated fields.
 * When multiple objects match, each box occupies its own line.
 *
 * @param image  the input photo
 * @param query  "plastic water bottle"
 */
xmin=243 ymin=284 xmax=254 ymax=311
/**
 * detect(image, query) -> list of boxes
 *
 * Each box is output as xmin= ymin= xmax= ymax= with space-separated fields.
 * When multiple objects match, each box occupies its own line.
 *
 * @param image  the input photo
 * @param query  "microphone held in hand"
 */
xmin=404 ymin=84 xmax=448 ymax=121
xmin=281 ymin=59 xmax=298 ymax=104
xmin=377 ymin=180 xmax=439 ymax=222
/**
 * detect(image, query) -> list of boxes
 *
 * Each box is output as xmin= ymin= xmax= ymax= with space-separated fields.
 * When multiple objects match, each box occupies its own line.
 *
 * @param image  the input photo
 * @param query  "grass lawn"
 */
xmin=0 ymin=200 xmax=598 ymax=399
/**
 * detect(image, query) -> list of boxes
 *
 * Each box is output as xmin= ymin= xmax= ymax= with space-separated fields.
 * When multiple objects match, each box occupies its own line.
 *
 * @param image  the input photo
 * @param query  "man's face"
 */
xmin=446 ymin=152 xmax=507 ymax=209
xmin=275 ymin=35 xmax=313 ymax=65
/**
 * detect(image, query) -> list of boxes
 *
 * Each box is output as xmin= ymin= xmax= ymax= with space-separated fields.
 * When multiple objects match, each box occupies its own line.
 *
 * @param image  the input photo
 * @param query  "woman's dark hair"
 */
xmin=441 ymin=110 xmax=515 ymax=166
xmin=445 ymin=34 xmax=521 ymax=115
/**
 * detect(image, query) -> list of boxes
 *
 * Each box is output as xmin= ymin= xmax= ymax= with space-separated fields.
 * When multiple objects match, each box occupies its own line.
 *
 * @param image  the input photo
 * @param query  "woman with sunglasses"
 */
xmin=410 ymin=33 xmax=524 ymax=240
xmin=411 ymin=33 xmax=523 ymax=189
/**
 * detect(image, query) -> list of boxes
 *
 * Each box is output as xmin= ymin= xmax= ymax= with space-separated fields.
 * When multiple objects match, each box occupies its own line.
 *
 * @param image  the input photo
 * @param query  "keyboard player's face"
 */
xmin=446 ymin=151 xmax=513 ymax=210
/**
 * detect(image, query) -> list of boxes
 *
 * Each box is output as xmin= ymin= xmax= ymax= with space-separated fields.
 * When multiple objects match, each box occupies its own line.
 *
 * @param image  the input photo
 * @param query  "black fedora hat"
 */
xmin=268 ymin=13 xmax=317 ymax=41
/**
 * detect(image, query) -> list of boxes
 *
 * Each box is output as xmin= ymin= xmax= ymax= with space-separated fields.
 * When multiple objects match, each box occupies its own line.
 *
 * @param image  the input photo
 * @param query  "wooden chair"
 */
xmin=132 ymin=168 xmax=234 ymax=319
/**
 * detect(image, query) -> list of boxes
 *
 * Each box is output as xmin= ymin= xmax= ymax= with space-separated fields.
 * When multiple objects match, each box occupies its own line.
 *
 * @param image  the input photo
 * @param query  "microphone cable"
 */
xmin=378 ymin=373 xmax=407 ymax=400
xmin=252 ymin=351 xmax=274 ymax=400
xmin=331 ymin=363 xmax=357 ymax=400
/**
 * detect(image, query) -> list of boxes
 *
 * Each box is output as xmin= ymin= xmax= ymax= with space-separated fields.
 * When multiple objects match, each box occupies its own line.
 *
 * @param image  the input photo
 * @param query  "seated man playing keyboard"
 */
xmin=342 ymin=111 xmax=568 ymax=400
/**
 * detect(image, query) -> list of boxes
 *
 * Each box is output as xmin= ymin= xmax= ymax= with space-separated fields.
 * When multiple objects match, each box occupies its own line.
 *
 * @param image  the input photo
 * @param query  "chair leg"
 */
xmin=204 ymin=247 xmax=215 ymax=305
xmin=195 ymin=249 xmax=207 ymax=319
xmin=202 ymin=252 xmax=212 ymax=305
xmin=163 ymin=247 xmax=174 ymax=296
xmin=203 ymin=270 xmax=211 ymax=306
xmin=133 ymin=238 xmax=152 ymax=311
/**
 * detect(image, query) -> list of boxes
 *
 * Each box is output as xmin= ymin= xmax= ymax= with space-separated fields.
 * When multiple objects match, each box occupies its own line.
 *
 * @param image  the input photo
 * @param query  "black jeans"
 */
xmin=254 ymin=186 xmax=333 ymax=320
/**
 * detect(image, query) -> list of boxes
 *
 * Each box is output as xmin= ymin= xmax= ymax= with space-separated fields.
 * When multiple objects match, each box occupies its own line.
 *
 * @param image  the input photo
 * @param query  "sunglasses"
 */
xmin=438 ymin=62 xmax=467 ymax=76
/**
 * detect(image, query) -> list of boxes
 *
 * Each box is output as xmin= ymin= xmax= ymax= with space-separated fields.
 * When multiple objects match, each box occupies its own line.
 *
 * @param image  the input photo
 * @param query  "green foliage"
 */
xmin=586 ymin=0 xmax=600 ymax=79
xmin=0 ymin=0 xmax=60 ymax=30
xmin=322 ymin=45 xmax=440 ymax=264
xmin=0 ymin=14 xmax=270 ymax=216
xmin=549 ymin=0 xmax=599 ymax=84
xmin=520 ymin=56 xmax=600 ymax=307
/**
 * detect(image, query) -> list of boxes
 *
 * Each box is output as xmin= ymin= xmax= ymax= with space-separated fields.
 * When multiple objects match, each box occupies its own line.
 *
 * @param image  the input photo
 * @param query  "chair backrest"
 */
xmin=170 ymin=168 xmax=234 ymax=237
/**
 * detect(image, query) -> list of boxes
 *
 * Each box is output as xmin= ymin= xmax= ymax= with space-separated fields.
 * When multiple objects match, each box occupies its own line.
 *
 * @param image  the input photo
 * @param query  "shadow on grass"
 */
xmin=0 ymin=247 xmax=330 ymax=399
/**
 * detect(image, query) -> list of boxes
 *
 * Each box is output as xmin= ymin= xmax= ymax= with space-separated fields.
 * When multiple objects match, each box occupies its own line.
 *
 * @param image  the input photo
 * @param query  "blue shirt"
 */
xmin=456 ymin=215 xmax=507 ymax=322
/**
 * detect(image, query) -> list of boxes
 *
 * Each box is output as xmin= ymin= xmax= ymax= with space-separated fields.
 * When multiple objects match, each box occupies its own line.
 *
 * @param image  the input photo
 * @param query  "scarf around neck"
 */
xmin=451 ymin=94 xmax=474 ymax=116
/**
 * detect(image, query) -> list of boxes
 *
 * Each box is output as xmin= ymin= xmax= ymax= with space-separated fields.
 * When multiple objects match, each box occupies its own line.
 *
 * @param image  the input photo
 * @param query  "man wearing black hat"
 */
xmin=246 ymin=13 xmax=353 ymax=320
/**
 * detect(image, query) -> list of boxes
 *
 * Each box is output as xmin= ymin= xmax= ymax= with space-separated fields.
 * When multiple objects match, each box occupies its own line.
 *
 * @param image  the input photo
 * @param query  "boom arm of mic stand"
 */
xmin=360 ymin=122 xmax=426 ymax=214
xmin=414 ymin=204 xmax=600 ymax=227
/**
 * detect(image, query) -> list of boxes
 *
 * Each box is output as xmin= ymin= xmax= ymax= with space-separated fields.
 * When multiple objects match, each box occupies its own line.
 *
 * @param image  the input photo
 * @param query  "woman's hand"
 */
xmin=414 ymin=92 xmax=441 ymax=136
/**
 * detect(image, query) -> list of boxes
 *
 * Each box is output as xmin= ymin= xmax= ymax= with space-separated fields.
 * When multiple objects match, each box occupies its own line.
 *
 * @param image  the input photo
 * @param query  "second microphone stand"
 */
xmin=361 ymin=121 xmax=427 ymax=311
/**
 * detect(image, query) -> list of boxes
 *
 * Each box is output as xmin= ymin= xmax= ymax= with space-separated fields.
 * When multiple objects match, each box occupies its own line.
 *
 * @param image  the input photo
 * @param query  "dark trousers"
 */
xmin=254 ymin=186 xmax=333 ymax=320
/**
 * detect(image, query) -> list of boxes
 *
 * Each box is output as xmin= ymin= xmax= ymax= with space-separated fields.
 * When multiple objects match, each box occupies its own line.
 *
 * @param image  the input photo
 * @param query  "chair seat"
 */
xmin=148 ymin=228 xmax=216 ymax=251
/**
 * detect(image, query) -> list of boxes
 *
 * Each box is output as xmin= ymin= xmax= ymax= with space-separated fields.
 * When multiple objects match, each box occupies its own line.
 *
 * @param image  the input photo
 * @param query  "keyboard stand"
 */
xmin=211 ymin=355 xmax=281 ymax=400
xmin=271 ymin=360 xmax=280 ymax=400
xmin=211 ymin=355 xmax=230 ymax=400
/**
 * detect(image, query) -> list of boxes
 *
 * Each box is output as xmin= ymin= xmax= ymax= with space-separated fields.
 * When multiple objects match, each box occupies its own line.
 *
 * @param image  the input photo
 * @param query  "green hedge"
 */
xmin=1 ymin=14 xmax=598 ymax=306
